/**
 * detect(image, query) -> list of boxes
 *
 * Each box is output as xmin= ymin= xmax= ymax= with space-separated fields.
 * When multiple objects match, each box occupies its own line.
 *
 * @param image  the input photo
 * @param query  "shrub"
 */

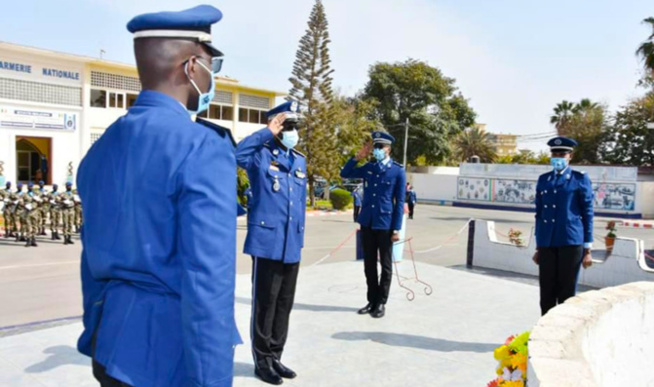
xmin=330 ymin=188 xmax=352 ymax=211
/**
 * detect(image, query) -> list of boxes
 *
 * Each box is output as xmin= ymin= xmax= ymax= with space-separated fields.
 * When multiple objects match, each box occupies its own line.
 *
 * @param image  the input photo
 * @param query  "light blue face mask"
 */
xmin=373 ymin=148 xmax=387 ymax=161
xmin=550 ymin=157 xmax=568 ymax=171
xmin=185 ymin=59 xmax=215 ymax=116
xmin=280 ymin=130 xmax=299 ymax=149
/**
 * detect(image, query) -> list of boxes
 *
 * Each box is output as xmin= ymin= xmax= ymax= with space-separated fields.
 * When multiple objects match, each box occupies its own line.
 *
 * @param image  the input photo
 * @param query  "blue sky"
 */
xmin=1 ymin=0 xmax=652 ymax=151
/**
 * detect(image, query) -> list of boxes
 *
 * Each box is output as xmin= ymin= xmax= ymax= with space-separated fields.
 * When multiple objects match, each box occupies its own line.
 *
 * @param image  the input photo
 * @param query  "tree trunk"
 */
xmin=308 ymin=180 xmax=315 ymax=208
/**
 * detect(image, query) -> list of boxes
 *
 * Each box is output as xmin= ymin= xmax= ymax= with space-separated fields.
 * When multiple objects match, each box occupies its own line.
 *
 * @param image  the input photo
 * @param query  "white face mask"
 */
xmin=280 ymin=130 xmax=299 ymax=149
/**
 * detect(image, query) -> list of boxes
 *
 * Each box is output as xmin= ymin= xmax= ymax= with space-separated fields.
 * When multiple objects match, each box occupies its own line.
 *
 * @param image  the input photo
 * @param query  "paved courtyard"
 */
xmin=0 ymin=205 xmax=652 ymax=386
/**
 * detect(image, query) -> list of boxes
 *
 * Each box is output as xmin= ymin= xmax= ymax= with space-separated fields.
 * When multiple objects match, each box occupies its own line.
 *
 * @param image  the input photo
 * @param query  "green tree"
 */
xmin=452 ymin=126 xmax=496 ymax=163
xmin=550 ymin=100 xmax=575 ymax=132
xmin=550 ymin=99 xmax=608 ymax=164
xmin=637 ymin=17 xmax=654 ymax=75
xmin=602 ymin=94 xmax=654 ymax=166
xmin=288 ymin=0 xmax=337 ymax=206
xmin=361 ymin=59 xmax=476 ymax=165
xmin=332 ymin=95 xmax=379 ymax=166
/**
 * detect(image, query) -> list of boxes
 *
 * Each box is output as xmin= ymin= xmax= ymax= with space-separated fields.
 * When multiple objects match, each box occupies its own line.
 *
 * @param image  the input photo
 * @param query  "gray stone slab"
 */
xmin=0 ymin=260 xmax=541 ymax=386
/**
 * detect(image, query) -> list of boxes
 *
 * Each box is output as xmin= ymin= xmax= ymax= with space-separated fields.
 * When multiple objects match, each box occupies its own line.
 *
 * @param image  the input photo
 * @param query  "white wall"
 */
xmin=471 ymin=219 xmax=654 ymax=289
xmin=528 ymin=282 xmax=654 ymax=386
xmin=638 ymin=181 xmax=654 ymax=218
xmin=407 ymin=172 xmax=458 ymax=203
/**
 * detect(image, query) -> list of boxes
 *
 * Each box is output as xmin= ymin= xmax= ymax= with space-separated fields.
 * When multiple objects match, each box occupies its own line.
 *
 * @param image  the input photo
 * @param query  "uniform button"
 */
xmin=552 ymin=219 xmax=555 ymax=223
xmin=377 ymin=175 xmax=379 ymax=177
xmin=373 ymin=194 xmax=376 ymax=197
xmin=372 ymin=205 xmax=375 ymax=208
xmin=290 ymin=202 xmax=293 ymax=206
xmin=553 ymin=205 xmax=556 ymax=208
xmin=288 ymin=174 xmax=291 ymax=177
xmin=554 ymin=190 xmax=557 ymax=194
xmin=374 ymin=184 xmax=377 ymax=187
xmin=544 ymin=220 xmax=548 ymax=223
xmin=290 ymin=188 xmax=293 ymax=192
xmin=544 ymin=205 xmax=548 ymax=208
xmin=290 ymin=217 xmax=293 ymax=220
xmin=261 ymin=221 xmax=265 ymax=225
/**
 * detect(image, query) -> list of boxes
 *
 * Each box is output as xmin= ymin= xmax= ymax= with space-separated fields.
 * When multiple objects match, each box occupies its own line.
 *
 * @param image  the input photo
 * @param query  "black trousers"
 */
xmin=360 ymin=227 xmax=393 ymax=305
xmin=353 ymin=205 xmax=361 ymax=222
xmin=251 ymin=257 xmax=300 ymax=369
xmin=408 ymin=203 xmax=415 ymax=219
xmin=538 ymin=245 xmax=584 ymax=316
xmin=93 ymin=361 xmax=132 ymax=387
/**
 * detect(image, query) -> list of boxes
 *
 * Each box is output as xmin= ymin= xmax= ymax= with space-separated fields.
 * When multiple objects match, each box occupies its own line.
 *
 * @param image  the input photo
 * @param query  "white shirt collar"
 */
xmin=379 ymin=156 xmax=391 ymax=166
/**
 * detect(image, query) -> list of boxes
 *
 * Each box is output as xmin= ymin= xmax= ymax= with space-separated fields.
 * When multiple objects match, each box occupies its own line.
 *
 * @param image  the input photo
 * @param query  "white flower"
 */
xmin=501 ymin=367 xmax=523 ymax=381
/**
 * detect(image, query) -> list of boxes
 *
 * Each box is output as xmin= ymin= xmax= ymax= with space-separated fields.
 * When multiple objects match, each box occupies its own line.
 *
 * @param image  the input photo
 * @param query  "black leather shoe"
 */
xmin=357 ymin=303 xmax=374 ymax=315
xmin=272 ymin=359 xmax=297 ymax=379
xmin=254 ymin=367 xmax=283 ymax=385
xmin=31 ymin=238 xmax=38 ymax=247
xmin=371 ymin=304 xmax=385 ymax=318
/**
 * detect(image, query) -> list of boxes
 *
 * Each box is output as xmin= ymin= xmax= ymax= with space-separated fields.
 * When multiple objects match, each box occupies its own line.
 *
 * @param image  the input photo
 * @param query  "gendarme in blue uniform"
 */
xmin=340 ymin=157 xmax=405 ymax=231
xmin=76 ymin=6 xmax=239 ymax=387
xmin=236 ymin=128 xmax=307 ymax=263
xmin=535 ymin=167 xmax=594 ymax=248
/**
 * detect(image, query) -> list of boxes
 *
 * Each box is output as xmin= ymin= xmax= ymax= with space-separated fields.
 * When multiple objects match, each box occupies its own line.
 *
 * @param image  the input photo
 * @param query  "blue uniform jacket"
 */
xmin=406 ymin=190 xmax=417 ymax=204
xmin=340 ymin=157 xmax=406 ymax=231
xmin=535 ymin=168 xmax=594 ymax=248
xmin=236 ymin=128 xmax=307 ymax=263
xmin=351 ymin=190 xmax=362 ymax=206
xmin=77 ymin=91 xmax=240 ymax=387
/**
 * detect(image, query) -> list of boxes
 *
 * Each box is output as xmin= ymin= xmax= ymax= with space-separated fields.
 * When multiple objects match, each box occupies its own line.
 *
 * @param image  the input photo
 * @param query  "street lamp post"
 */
xmin=403 ymin=117 xmax=409 ymax=170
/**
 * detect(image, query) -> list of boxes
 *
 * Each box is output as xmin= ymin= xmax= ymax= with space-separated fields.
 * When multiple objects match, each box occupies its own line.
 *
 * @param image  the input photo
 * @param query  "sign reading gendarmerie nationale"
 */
xmin=0 ymin=54 xmax=82 ymax=86
xmin=0 ymin=105 xmax=77 ymax=131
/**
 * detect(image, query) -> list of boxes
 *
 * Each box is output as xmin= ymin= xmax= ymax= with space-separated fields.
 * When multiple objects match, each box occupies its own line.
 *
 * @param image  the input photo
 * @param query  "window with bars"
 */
xmin=238 ymin=108 xmax=267 ymax=124
xmin=240 ymin=94 xmax=270 ymax=109
xmin=213 ymin=91 xmax=233 ymax=104
xmin=0 ymin=77 xmax=82 ymax=106
xmin=90 ymin=132 xmax=103 ymax=144
xmin=90 ymin=71 xmax=141 ymax=92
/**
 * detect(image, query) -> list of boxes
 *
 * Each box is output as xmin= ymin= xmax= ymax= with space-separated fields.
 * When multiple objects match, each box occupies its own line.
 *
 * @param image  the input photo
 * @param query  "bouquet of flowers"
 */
xmin=508 ymin=229 xmax=524 ymax=247
xmin=487 ymin=331 xmax=530 ymax=387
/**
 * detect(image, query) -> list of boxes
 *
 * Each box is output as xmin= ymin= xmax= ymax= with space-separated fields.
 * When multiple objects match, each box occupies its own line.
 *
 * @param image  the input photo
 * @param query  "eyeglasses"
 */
xmin=184 ymin=56 xmax=224 ymax=75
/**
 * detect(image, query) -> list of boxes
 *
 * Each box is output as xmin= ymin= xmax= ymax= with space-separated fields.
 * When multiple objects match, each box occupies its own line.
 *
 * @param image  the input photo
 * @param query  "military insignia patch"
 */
xmin=295 ymin=169 xmax=306 ymax=179
xmin=273 ymin=149 xmax=279 ymax=156
xmin=269 ymin=165 xmax=280 ymax=171
xmin=273 ymin=177 xmax=280 ymax=192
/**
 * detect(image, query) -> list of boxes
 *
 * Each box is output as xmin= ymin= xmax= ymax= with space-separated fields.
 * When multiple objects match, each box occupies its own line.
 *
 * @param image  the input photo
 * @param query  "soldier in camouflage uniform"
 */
xmin=37 ymin=181 xmax=48 ymax=236
xmin=14 ymin=182 xmax=26 ymax=242
xmin=48 ymin=184 xmax=62 ymax=240
xmin=73 ymin=189 xmax=82 ymax=233
xmin=21 ymin=182 xmax=40 ymax=247
xmin=1 ymin=182 xmax=15 ymax=238
xmin=59 ymin=182 xmax=76 ymax=245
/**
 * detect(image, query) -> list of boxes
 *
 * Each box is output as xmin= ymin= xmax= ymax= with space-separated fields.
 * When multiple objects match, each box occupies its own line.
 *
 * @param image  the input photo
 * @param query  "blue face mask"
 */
xmin=373 ymin=148 xmax=387 ymax=162
xmin=550 ymin=157 xmax=568 ymax=171
xmin=280 ymin=130 xmax=299 ymax=149
xmin=185 ymin=59 xmax=215 ymax=116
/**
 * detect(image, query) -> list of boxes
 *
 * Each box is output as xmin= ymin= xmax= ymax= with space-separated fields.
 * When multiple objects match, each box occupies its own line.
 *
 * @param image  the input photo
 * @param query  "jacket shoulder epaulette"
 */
xmin=195 ymin=118 xmax=236 ymax=147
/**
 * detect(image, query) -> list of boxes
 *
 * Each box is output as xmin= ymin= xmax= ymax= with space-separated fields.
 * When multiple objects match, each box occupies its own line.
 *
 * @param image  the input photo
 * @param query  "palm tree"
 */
xmin=550 ymin=100 xmax=575 ymax=133
xmin=453 ymin=126 xmax=497 ymax=163
xmin=636 ymin=17 xmax=654 ymax=75
xmin=573 ymin=98 xmax=600 ymax=117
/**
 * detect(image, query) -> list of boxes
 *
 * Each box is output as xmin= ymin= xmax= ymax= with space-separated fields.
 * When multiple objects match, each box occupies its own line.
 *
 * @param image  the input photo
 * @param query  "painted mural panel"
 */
xmin=593 ymin=183 xmax=636 ymax=211
xmin=493 ymin=179 xmax=537 ymax=204
xmin=457 ymin=177 xmax=491 ymax=201
xmin=457 ymin=177 xmax=637 ymax=212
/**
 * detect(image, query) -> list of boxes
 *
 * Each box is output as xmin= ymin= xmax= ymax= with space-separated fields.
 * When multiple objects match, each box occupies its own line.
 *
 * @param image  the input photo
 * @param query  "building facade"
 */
xmin=0 ymin=42 xmax=284 ymax=186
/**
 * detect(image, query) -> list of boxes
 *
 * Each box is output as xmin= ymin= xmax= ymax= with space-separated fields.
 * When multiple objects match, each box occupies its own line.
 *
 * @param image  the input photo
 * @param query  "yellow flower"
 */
xmin=500 ymin=380 xmax=525 ymax=387
xmin=510 ymin=352 xmax=528 ymax=374
xmin=494 ymin=345 xmax=511 ymax=360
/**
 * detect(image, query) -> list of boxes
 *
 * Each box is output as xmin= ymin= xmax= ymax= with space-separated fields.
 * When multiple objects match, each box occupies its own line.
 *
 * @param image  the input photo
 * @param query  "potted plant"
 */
xmin=605 ymin=221 xmax=617 ymax=255
xmin=508 ymin=228 xmax=524 ymax=247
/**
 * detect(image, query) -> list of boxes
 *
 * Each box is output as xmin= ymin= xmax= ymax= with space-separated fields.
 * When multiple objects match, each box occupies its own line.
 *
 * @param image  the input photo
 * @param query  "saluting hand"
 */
xmin=267 ymin=113 xmax=287 ymax=136
xmin=355 ymin=140 xmax=372 ymax=161
xmin=582 ymin=252 xmax=593 ymax=269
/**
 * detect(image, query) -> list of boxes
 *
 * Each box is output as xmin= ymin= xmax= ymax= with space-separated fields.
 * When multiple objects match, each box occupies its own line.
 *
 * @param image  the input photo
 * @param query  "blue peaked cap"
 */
xmin=265 ymin=101 xmax=300 ymax=120
xmin=547 ymin=136 xmax=578 ymax=153
xmin=127 ymin=5 xmax=224 ymax=57
xmin=372 ymin=131 xmax=395 ymax=145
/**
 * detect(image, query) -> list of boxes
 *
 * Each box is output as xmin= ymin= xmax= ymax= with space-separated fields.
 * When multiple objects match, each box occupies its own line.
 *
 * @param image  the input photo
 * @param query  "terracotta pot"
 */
xmin=605 ymin=236 xmax=616 ymax=255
